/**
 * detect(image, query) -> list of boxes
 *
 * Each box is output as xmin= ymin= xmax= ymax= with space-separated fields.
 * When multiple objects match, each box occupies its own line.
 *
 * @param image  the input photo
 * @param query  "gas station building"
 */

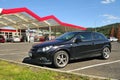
xmin=0 ymin=7 xmax=86 ymax=42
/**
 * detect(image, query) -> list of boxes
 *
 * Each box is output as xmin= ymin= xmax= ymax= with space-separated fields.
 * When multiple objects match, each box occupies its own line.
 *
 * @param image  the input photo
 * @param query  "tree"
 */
xmin=110 ymin=26 xmax=115 ymax=37
xmin=117 ymin=25 xmax=120 ymax=41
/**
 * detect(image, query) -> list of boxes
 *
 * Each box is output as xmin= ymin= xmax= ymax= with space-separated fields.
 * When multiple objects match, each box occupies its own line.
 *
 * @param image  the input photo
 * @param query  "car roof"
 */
xmin=68 ymin=31 xmax=104 ymax=36
xmin=69 ymin=31 xmax=93 ymax=33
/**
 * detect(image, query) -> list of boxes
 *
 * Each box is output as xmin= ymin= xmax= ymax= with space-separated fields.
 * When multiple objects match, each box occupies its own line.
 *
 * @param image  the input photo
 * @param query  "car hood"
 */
xmin=33 ymin=39 xmax=69 ymax=48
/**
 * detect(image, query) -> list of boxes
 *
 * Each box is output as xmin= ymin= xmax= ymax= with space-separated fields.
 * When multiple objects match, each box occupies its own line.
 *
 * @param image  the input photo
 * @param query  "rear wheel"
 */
xmin=101 ymin=47 xmax=110 ymax=59
xmin=53 ymin=51 xmax=69 ymax=68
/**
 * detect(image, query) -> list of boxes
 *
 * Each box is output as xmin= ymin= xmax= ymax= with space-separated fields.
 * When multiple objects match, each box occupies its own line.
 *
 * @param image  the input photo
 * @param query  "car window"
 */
xmin=77 ymin=32 xmax=92 ymax=41
xmin=94 ymin=33 xmax=106 ymax=40
xmin=56 ymin=32 xmax=79 ymax=41
xmin=0 ymin=35 xmax=3 ymax=38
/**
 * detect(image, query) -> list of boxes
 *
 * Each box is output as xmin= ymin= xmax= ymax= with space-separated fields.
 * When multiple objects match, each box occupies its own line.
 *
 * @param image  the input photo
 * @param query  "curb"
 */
xmin=0 ymin=58 xmax=116 ymax=80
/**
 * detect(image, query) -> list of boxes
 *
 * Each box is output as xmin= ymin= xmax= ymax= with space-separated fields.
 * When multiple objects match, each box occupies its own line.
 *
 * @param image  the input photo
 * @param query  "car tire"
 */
xmin=53 ymin=51 xmax=69 ymax=68
xmin=101 ymin=47 xmax=110 ymax=59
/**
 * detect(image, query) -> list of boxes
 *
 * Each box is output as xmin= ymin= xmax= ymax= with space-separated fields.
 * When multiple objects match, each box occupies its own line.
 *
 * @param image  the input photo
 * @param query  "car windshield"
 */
xmin=0 ymin=35 xmax=3 ymax=38
xmin=56 ymin=32 xmax=79 ymax=41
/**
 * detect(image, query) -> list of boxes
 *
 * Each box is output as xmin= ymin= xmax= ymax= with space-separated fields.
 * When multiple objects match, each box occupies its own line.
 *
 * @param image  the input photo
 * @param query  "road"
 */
xmin=0 ymin=42 xmax=120 ymax=80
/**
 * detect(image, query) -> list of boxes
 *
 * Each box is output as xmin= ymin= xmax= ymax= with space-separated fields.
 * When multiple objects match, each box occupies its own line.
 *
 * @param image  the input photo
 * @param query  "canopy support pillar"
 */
xmin=44 ymin=21 xmax=52 ymax=40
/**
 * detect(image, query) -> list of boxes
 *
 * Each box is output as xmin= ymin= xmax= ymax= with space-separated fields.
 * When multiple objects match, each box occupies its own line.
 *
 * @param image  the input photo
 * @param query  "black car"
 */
xmin=28 ymin=31 xmax=111 ymax=68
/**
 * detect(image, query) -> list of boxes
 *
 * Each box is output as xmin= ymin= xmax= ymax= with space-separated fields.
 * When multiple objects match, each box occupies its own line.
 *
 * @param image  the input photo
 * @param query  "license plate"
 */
xmin=28 ymin=52 xmax=32 ymax=57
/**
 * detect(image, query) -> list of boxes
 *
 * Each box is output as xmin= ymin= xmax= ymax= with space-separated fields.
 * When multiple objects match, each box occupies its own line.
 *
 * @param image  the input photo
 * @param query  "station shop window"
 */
xmin=9 ymin=32 xmax=12 ymax=37
xmin=0 ymin=32 xmax=4 ymax=35
xmin=5 ymin=32 xmax=8 ymax=35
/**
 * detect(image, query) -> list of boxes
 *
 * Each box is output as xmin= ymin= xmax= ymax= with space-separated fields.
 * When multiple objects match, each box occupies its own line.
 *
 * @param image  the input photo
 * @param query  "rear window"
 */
xmin=0 ymin=35 xmax=4 ymax=40
xmin=0 ymin=35 xmax=4 ymax=38
xmin=93 ymin=33 xmax=106 ymax=40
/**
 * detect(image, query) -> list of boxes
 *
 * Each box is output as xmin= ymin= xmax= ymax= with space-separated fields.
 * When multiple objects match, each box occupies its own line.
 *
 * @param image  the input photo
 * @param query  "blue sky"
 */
xmin=0 ymin=0 xmax=120 ymax=28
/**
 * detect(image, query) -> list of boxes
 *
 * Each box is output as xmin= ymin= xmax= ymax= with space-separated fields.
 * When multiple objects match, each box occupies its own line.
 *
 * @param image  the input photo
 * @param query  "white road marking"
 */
xmin=67 ymin=60 xmax=120 ymax=72
xmin=0 ymin=49 xmax=19 ymax=51
xmin=0 ymin=52 xmax=27 ymax=55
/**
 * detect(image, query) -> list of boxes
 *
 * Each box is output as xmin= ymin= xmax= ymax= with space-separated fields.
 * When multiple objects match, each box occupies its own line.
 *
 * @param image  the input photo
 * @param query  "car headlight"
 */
xmin=37 ymin=46 xmax=53 ymax=52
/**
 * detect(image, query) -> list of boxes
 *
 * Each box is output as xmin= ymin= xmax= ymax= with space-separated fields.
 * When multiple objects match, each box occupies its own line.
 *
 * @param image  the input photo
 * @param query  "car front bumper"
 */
xmin=28 ymin=51 xmax=53 ymax=65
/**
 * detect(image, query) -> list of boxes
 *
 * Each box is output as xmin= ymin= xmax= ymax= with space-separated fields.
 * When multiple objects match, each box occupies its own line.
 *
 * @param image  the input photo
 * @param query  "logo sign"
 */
xmin=0 ymin=8 xmax=3 ymax=14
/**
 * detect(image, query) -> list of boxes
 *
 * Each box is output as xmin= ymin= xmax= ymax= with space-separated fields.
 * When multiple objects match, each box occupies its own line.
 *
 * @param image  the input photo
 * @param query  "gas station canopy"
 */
xmin=0 ymin=7 xmax=86 ymax=30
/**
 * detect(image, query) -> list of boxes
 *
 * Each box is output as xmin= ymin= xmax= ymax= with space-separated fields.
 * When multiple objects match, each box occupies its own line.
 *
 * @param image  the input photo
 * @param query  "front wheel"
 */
xmin=53 ymin=51 xmax=69 ymax=68
xmin=101 ymin=47 xmax=111 ymax=59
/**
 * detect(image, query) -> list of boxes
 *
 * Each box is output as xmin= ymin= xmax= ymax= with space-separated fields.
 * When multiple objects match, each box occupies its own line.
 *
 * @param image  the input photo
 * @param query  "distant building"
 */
xmin=0 ymin=28 xmax=20 ymax=39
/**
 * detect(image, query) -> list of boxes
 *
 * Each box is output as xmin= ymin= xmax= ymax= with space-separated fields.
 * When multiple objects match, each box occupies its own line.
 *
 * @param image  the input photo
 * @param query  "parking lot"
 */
xmin=0 ymin=42 xmax=120 ymax=79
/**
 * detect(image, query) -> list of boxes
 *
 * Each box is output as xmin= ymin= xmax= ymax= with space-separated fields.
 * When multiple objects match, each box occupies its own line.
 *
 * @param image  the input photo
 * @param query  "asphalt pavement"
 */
xmin=0 ymin=42 xmax=120 ymax=80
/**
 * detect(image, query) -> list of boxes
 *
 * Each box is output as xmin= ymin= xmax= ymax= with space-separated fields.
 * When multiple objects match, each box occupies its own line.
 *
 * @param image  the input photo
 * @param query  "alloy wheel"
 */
xmin=102 ymin=47 xmax=110 ymax=59
xmin=53 ymin=51 xmax=69 ymax=68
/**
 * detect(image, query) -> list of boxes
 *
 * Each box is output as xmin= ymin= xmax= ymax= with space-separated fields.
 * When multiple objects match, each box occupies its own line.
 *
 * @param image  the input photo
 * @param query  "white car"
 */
xmin=12 ymin=36 xmax=21 ymax=42
xmin=109 ymin=37 xmax=118 ymax=42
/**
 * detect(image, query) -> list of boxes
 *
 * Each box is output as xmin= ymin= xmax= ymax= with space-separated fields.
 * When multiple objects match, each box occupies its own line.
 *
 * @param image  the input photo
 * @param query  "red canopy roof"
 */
xmin=0 ymin=7 xmax=86 ymax=30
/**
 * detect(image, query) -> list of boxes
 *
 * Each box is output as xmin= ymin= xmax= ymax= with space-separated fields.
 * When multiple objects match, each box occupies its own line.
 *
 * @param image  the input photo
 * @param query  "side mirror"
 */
xmin=73 ymin=38 xmax=82 ymax=43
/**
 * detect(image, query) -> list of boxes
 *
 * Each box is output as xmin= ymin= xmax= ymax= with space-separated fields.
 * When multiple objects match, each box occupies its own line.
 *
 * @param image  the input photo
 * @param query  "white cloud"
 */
xmin=102 ymin=14 xmax=120 ymax=20
xmin=101 ymin=14 xmax=120 ymax=23
xmin=101 ymin=0 xmax=116 ymax=4
xmin=103 ymin=19 xmax=112 ymax=23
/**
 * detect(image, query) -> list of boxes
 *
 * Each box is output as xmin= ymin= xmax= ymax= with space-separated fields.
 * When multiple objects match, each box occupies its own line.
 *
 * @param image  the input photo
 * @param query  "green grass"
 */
xmin=0 ymin=60 xmax=107 ymax=80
